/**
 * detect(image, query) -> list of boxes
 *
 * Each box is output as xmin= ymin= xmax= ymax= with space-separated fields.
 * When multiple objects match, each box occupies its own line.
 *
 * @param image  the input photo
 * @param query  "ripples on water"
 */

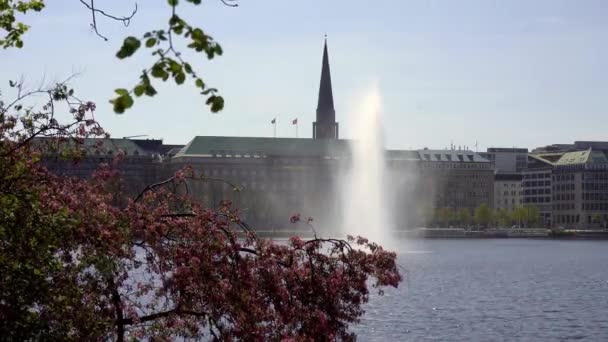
xmin=353 ymin=239 xmax=608 ymax=341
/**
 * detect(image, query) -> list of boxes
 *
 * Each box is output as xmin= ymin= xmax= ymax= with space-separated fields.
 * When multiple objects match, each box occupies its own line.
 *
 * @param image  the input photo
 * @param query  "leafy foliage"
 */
xmin=473 ymin=203 xmax=492 ymax=226
xmin=456 ymin=208 xmax=472 ymax=227
xmin=0 ymin=0 xmax=45 ymax=48
xmin=1 ymin=0 xmax=227 ymax=114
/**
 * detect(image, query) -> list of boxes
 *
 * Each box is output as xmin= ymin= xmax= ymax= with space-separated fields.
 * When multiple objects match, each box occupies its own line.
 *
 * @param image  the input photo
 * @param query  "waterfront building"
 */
xmin=480 ymin=147 xmax=528 ymax=173
xmin=38 ymin=138 xmax=176 ymax=198
xmin=38 ymin=38 xmax=497 ymax=232
xmin=532 ymin=149 xmax=608 ymax=229
xmin=522 ymin=154 xmax=553 ymax=226
xmin=169 ymin=137 xmax=349 ymax=231
xmin=415 ymin=148 xmax=494 ymax=213
xmin=494 ymin=173 xmax=523 ymax=211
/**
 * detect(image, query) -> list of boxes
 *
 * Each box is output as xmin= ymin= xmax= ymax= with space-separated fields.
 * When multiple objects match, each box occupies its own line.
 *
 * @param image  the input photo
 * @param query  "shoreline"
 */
xmin=247 ymin=228 xmax=608 ymax=240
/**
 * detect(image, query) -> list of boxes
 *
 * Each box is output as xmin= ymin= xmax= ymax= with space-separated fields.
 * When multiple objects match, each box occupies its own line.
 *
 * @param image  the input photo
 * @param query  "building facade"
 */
xmin=38 ymin=38 xmax=502 ymax=232
xmin=416 ymin=149 xmax=494 ymax=214
xmin=480 ymin=147 xmax=528 ymax=173
xmin=494 ymin=173 xmax=523 ymax=211
xmin=522 ymin=155 xmax=553 ymax=226
xmin=522 ymin=145 xmax=608 ymax=229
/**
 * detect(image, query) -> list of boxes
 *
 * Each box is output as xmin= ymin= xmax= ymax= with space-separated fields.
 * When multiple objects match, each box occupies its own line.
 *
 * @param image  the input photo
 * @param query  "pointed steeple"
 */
xmin=313 ymin=36 xmax=339 ymax=139
xmin=317 ymin=37 xmax=335 ymax=118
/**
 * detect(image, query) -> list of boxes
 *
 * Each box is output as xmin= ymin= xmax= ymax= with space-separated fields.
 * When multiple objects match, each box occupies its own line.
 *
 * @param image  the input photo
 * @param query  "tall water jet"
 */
xmin=341 ymin=84 xmax=391 ymax=244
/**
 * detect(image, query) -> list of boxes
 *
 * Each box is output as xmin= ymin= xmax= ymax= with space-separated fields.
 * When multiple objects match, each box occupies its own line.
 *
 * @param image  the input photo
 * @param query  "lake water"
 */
xmin=353 ymin=239 xmax=608 ymax=341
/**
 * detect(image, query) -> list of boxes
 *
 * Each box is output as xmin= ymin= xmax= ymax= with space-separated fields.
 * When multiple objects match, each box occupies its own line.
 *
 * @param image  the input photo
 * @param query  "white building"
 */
xmin=494 ymin=173 xmax=523 ymax=211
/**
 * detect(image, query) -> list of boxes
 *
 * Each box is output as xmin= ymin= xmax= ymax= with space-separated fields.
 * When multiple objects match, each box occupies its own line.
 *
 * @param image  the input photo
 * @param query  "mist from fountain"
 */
xmin=341 ymin=84 xmax=392 ymax=244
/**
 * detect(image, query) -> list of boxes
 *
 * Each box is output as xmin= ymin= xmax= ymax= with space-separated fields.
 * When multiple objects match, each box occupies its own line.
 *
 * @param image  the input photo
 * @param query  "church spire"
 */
xmin=313 ymin=36 xmax=339 ymax=139
xmin=317 ymin=36 xmax=335 ymax=117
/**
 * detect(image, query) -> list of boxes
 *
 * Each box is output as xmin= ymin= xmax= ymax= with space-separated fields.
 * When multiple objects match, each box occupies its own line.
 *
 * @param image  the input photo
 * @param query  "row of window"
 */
xmin=583 ymin=203 xmax=608 ymax=211
xmin=554 ymin=213 xmax=608 ymax=224
xmin=583 ymin=193 xmax=608 ymax=201
xmin=553 ymin=183 xmax=574 ymax=191
xmin=582 ymin=172 xmax=608 ymax=180
xmin=553 ymin=174 xmax=575 ymax=182
xmin=423 ymin=154 xmax=475 ymax=162
xmin=551 ymin=202 xmax=608 ymax=211
xmin=498 ymin=191 xmax=521 ymax=196
xmin=582 ymin=183 xmax=608 ymax=190
xmin=524 ymin=173 xmax=550 ymax=179
xmin=524 ymin=196 xmax=551 ymax=203
xmin=523 ymin=180 xmax=551 ymax=187
xmin=422 ymin=162 xmax=490 ymax=169
xmin=555 ymin=215 xmax=580 ymax=224
xmin=553 ymin=193 xmax=574 ymax=201
xmin=554 ymin=203 xmax=575 ymax=210
xmin=524 ymin=189 xmax=551 ymax=195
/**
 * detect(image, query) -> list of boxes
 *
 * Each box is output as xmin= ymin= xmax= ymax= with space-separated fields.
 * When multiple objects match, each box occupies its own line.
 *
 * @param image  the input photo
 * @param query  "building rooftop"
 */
xmin=386 ymin=150 xmax=420 ymax=161
xmin=416 ymin=149 xmax=489 ymax=163
xmin=32 ymin=137 xmax=168 ymax=156
xmin=530 ymin=148 xmax=608 ymax=166
xmin=174 ymin=136 xmax=352 ymax=159
xmin=555 ymin=149 xmax=608 ymax=166
xmin=487 ymin=147 xmax=528 ymax=153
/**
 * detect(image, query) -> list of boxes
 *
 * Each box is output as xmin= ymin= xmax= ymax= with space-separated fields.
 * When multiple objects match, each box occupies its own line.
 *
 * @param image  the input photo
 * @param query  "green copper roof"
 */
xmin=532 ymin=149 xmax=608 ymax=166
xmin=555 ymin=149 xmax=608 ymax=165
xmin=174 ymin=136 xmax=352 ymax=158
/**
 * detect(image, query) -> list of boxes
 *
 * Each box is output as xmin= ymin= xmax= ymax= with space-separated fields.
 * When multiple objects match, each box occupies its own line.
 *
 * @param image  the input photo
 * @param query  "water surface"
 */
xmin=354 ymin=239 xmax=608 ymax=341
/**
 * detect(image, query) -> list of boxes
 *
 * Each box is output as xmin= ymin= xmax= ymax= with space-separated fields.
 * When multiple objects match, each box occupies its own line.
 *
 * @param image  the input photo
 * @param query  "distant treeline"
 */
xmin=429 ymin=204 xmax=542 ymax=228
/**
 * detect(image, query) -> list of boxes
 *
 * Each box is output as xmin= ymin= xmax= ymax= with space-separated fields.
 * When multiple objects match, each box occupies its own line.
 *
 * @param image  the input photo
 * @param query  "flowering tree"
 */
xmin=0 ymin=85 xmax=401 ymax=340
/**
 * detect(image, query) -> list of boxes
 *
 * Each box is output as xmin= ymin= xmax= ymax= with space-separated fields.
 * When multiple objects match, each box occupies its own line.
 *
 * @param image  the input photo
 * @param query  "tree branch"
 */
xmin=79 ymin=0 xmax=138 ymax=41
xmin=120 ymin=307 xmax=207 ymax=325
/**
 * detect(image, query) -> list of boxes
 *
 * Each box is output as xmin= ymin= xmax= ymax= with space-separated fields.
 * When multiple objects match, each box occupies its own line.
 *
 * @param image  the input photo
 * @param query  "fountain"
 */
xmin=341 ymin=84 xmax=392 ymax=244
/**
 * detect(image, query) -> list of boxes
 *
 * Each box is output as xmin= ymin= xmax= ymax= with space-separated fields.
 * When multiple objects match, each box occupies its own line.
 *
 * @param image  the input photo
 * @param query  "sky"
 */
xmin=2 ymin=0 xmax=608 ymax=150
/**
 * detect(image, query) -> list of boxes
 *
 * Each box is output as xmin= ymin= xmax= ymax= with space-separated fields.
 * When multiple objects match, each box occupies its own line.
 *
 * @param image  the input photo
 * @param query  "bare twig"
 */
xmin=78 ymin=0 xmax=138 ymax=41
xmin=220 ymin=0 xmax=239 ymax=7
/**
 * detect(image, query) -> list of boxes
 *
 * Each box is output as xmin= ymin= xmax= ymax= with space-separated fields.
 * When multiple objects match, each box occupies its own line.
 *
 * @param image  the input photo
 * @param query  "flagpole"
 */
xmin=296 ymin=122 xmax=298 ymax=138
xmin=274 ymin=122 xmax=276 ymax=138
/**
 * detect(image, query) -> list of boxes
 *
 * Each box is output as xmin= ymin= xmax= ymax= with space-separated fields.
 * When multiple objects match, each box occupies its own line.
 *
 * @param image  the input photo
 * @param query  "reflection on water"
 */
xmin=353 ymin=239 xmax=608 ymax=341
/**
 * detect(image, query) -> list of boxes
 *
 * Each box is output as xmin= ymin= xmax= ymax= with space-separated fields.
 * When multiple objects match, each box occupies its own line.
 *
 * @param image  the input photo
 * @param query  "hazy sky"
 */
xmin=2 ymin=0 xmax=608 ymax=150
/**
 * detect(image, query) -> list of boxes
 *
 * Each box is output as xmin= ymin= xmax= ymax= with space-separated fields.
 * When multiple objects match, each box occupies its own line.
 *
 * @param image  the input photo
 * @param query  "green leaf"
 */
xmin=168 ymin=60 xmax=182 ymax=74
xmin=116 ymin=36 xmax=141 ymax=59
xmin=151 ymin=64 xmax=168 ymax=80
xmin=195 ymin=78 xmax=204 ymax=88
xmin=145 ymin=85 xmax=157 ymax=96
xmin=110 ymin=93 xmax=134 ymax=114
xmin=168 ymin=0 xmax=179 ymax=5
xmin=206 ymin=95 xmax=224 ymax=113
xmin=175 ymin=72 xmax=186 ymax=85
xmin=145 ymin=85 xmax=158 ymax=96
xmin=134 ymin=84 xmax=145 ymax=97
xmin=145 ymin=38 xmax=157 ymax=47
xmin=114 ymin=88 xmax=129 ymax=96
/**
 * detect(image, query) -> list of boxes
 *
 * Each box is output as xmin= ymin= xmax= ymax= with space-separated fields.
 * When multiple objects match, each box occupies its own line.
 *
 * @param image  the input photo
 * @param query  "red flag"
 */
xmin=271 ymin=118 xmax=276 ymax=124
xmin=292 ymin=118 xmax=298 ymax=125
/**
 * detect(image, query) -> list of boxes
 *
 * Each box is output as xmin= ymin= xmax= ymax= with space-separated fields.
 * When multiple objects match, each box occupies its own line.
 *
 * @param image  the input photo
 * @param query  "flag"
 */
xmin=271 ymin=118 xmax=276 ymax=124
xmin=292 ymin=118 xmax=298 ymax=125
